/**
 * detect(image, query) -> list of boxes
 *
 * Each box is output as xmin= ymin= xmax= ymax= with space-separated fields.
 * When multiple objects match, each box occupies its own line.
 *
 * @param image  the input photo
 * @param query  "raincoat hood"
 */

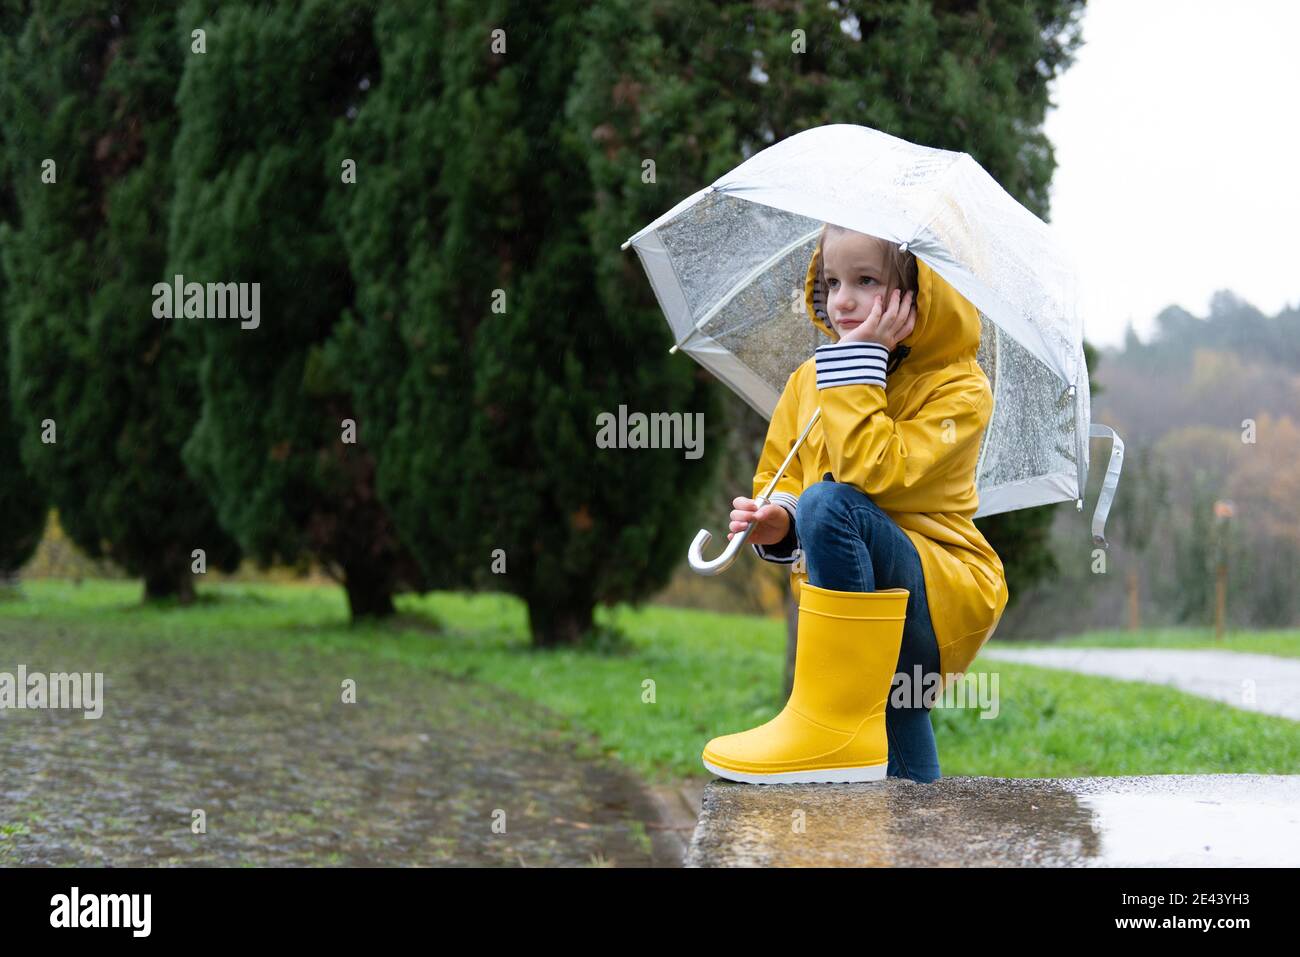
xmin=803 ymin=241 xmax=982 ymax=374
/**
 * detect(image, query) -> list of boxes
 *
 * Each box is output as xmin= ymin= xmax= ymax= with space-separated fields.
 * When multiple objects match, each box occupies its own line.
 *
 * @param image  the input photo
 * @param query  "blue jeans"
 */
xmin=796 ymin=477 xmax=942 ymax=783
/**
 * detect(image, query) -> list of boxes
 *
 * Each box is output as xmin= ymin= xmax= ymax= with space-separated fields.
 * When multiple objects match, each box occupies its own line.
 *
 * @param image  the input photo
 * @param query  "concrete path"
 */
xmin=687 ymin=774 xmax=1300 ymax=867
xmin=979 ymin=647 xmax=1300 ymax=720
xmin=0 ymin=620 xmax=673 ymax=867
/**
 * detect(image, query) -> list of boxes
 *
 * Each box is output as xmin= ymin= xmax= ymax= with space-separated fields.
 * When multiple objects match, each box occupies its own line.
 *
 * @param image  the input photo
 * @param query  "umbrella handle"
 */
xmin=687 ymin=495 xmax=771 ymax=576
xmin=687 ymin=407 xmax=822 ymax=576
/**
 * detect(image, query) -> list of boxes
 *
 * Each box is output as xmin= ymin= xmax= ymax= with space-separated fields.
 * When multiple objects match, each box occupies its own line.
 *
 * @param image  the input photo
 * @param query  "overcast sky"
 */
xmin=1042 ymin=0 xmax=1300 ymax=349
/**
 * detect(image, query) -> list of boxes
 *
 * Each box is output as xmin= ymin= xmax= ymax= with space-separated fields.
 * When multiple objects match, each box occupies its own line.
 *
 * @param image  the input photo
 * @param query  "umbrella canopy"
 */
xmin=622 ymin=123 xmax=1123 ymax=546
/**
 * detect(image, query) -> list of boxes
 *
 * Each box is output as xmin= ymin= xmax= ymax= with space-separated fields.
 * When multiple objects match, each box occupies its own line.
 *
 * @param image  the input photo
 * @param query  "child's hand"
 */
xmin=838 ymin=288 xmax=915 ymax=350
xmin=727 ymin=496 xmax=791 ymax=546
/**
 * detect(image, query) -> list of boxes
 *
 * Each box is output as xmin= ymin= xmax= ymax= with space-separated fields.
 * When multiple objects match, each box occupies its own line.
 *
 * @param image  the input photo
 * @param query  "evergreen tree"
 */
xmin=170 ymin=0 xmax=421 ymax=618
xmin=1169 ymin=470 xmax=1219 ymax=625
xmin=0 ymin=303 xmax=45 ymax=578
xmin=1123 ymin=318 xmax=1142 ymax=353
xmin=0 ymin=1 xmax=238 ymax=600
xmin=0 ymin=252 xmax=46 ymax=579
xmin=322 ymin=0 xmax=477 ymax=597
xmin=328 ymin=0 xmax=724 ymax=644
xmin=0 ymin=3 xmax=46 ymax=579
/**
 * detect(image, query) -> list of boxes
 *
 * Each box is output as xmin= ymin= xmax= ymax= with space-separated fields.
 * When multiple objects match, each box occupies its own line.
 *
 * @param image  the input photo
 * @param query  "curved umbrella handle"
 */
xmin=687 ymin=406 xmax=821 ymax=576
xmin=688 ymin=495 xmax=770 ymax=575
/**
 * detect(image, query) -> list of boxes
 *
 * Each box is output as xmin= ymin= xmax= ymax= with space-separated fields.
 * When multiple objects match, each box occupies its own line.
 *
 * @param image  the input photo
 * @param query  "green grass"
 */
xmin=2 ymin=579 xmax=1297 ymax=784
xmin=0 ymin=814 xmax=40 ymax=866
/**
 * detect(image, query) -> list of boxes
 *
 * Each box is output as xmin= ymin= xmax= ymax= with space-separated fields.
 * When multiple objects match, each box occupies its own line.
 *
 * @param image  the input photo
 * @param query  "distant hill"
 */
xmin=1093 ymin=291 xmax=1300 ymax=443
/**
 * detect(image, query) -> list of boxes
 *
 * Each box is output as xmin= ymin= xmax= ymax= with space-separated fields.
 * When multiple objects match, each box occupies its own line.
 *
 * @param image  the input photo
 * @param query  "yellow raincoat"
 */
xmin=751 ymin=243 xmax=1009 ymax=683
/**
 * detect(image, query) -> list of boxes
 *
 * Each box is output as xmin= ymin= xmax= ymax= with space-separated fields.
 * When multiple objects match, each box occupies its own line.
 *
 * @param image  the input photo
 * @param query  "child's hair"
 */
xmin=817 ymin=222 xmax=918 ymax=299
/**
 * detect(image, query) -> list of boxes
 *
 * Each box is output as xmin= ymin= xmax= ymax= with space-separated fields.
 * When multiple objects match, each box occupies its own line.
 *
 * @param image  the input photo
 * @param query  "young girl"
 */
xmin=702 ymin=222 xmax=1009 ymax=785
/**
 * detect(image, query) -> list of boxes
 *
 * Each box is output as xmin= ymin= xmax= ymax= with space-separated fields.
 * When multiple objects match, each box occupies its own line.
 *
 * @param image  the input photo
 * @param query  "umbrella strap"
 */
xmin=1088 ymin=423 xmax=1125 ymax=549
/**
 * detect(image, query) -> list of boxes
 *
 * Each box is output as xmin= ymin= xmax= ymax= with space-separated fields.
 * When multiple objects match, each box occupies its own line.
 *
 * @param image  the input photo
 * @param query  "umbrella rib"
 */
xmin=672 ymin=226 xmax=823 ymax=351
xmin=974 ymin=318 xmax=999 ymax=485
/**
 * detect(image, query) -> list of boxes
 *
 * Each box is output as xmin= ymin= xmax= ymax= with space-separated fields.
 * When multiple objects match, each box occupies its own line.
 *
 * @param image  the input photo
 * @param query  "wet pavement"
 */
xmin=687 ymin=774 xmax=1300 ymax=866
xmin=980 ymin=648 xmax=1300 ymax=720
xmin=0 ymin=623 xmax=670 ymax=867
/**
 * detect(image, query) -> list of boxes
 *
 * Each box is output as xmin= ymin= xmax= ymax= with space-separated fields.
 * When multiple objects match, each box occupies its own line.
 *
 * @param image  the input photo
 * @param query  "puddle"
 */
xmin=688 ymin=774 xmax=1300 ymax=866
xmin=1073 ymin=791 xmax=1300 ymax=866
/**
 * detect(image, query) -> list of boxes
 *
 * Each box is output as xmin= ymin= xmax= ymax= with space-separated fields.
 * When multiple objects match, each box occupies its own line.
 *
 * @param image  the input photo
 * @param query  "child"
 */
xmin=702 ymin=222 xmax=1009 ymax=785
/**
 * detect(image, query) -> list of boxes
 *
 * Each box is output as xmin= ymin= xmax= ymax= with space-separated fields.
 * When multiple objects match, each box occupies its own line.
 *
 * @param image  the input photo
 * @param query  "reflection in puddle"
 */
xmin=691 ymin=775 xmax=1300 ymax=867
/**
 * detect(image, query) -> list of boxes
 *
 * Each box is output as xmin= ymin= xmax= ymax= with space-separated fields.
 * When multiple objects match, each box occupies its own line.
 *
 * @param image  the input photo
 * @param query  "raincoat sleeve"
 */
xmin=814 ymin=341 xmax=987 ymax=511
xmin=750 ymin=373 xmax=804 ymax=565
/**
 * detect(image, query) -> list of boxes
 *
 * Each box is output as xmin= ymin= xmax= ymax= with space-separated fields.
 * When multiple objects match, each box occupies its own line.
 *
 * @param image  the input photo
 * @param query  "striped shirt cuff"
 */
xmin=814 ymin=341 xmax=889 ymax=389
xmin=751 ymin=491 xmax=799 ymax=564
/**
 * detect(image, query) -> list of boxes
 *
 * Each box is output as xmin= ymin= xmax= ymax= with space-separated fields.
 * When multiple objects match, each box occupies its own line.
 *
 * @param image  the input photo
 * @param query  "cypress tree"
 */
xmin=0 ymin=292 xmax=45 ymax=578
xmin=329 ymin=0 xmax=724 ymax=646
xmin=0 ymin=1 xmax=239 ymax=600
xmin=170 ymin=0 xmax=422 ymax=618
xmin=0 ymin=4 xmax=45 ymax=579
xmin=0 ymin=253 xmax=46 ymax=580
xmin=322 ymin=0 xmax=477 ymax=595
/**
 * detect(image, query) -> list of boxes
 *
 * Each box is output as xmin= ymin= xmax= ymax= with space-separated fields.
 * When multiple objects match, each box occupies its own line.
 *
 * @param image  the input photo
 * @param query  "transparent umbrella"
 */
xmin=621 ymin=123 xmax=1125 ymax=574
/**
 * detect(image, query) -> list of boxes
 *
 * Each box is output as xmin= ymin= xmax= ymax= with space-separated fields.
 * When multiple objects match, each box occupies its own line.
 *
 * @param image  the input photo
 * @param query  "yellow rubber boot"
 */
xmin=702 ymin=582 xmax=908 ymax=784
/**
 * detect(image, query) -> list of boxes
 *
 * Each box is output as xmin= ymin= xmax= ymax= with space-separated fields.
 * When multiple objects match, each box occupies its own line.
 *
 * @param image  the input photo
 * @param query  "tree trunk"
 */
xmin=343 ymin=569 xmax=396 ymax=620
xmin=528 ymin=598 xmax=594 ymax=648
xmin=143 ymin=568 xmax=195 ymax=604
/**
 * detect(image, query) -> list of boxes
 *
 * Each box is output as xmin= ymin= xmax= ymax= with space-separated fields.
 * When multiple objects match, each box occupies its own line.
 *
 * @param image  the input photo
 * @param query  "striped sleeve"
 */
xmin=814 ymin=341 xmax=890 ymax=389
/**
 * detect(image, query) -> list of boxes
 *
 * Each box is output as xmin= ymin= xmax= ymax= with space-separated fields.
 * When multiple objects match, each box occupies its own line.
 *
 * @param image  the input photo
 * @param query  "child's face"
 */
xmin=821 ymin=231 xmax=895 ymax=337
